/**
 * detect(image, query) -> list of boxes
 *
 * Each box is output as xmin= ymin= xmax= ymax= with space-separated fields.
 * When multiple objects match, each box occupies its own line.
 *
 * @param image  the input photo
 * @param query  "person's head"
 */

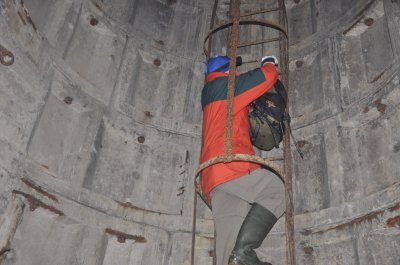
xmin=204 ymin=56 xmax=242 ymax=75
xmin=204 ymin=56 xmax=230 ymax=75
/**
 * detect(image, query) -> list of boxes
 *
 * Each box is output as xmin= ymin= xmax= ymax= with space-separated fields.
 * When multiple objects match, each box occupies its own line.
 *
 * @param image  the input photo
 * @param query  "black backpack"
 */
xmin=249 ymin=79 xmax=288 ymax=151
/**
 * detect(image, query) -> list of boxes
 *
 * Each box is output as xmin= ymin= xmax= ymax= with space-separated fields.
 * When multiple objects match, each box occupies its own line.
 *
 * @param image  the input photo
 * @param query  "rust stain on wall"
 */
xmin=105 ymin=228 xmax=146 ymax=243
xmin=12 ymin=190 xmax=64 ymax=216
xmin=21 ymin=177 xmax=59 ymax=202
xmin=19 ymin=0 xmax=37 ymax=31
xmin=144 ymin=111 xmax=154 ymax=118
xmin=373 ymin=98 xmax=387 ymax=113
xmin=386 ymin=216 xmax=400 ymax=228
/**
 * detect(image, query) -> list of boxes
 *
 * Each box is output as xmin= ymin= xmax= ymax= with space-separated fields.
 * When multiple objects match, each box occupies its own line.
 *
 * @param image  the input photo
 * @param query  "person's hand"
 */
xmin=261 ymin=56 xmax=278 ymax=66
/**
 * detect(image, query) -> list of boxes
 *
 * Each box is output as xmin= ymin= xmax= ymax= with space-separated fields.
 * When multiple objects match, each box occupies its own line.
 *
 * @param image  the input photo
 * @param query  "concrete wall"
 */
xmin=283 ymin=0 xmax=400 ymax=264
xmin=0 ymin=0 xmax=399 ymax=264
xmin=0 ymin=0 xmax=213 ymax=264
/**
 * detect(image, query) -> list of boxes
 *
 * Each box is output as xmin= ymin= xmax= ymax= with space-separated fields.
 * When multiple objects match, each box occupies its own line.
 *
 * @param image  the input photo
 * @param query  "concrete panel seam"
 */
xmin=25 ymin=69 xmax=54 ymax=154
xmin=0 ymin=195 xmax=24 ymax=263
xmin=107 ymin=34 xmax=129 ymax=108
xmin=62 ymin=1 xmax=83 ymax=60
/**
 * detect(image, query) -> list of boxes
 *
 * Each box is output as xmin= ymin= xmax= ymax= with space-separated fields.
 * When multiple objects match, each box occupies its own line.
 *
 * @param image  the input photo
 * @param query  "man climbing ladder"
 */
xmin=200 ymin=55 xmax=285 ymax=265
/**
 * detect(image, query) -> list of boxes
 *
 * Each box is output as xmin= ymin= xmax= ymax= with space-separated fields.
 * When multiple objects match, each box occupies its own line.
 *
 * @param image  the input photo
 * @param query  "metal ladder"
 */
xmin=191 ymin=0 xmax=295 ymax=264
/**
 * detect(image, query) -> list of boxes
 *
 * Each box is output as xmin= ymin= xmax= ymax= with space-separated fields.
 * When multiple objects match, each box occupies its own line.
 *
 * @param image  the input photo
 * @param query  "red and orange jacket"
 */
xmin=200 ymin=64 xmax=278 ymax=202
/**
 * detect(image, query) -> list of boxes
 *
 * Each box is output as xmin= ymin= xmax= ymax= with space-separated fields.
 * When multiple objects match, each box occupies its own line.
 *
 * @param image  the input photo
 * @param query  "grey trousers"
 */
xmin=210 ymin=168 xmax=285 ymax=265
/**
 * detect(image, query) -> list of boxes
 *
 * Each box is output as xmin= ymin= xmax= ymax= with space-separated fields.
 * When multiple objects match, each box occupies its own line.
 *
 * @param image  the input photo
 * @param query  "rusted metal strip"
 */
xmin=104 ymin=228 xmax=146 ymax=243
xmin=278 ymin=0 xmax=296 ymax=264
xmin=191 ymin=174 xmax=198 ymax=265
xmin=192 ymin=0 xmax=220 ymax=263
xmin=196 ymin=154 xmax=284 ymax=179
xmin=194 ymin=154 xmax=285 ymax=210
xmin=207 ymin=0 xmax=220 ymax=59
xmin=12 ymin=190 xmax=64 ymax=216
xmin=283 ymin=131 xmax=296 ymax=265
xmin=203 ymin=19 xmax=287 ymax=58
xmin=238 ymin=37 xmax=282 ymax=48
xmin=21 ymin=177 xmax=59 ymax=202
xmin=240 ymin=7 xmax=280 ymax=18
xmin=223 ymin=0 xmax=241 ymax=160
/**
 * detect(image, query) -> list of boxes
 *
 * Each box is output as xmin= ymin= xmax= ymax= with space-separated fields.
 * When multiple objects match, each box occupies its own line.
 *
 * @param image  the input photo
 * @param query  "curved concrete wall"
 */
xmin=0 ymin=0 xmax=213 ymax=264
xmin=0 ymin=0 xmax=399 ymax=264
xmin=282 ymin=0 xmax=400 ymax=264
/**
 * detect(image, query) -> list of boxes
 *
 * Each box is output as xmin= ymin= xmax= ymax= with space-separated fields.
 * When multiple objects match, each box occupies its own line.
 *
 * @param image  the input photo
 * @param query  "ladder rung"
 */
xmin=238 ymin=37 xmax=282 ymax=48
xmin=240 ymin=7 xmax=280 ymax=18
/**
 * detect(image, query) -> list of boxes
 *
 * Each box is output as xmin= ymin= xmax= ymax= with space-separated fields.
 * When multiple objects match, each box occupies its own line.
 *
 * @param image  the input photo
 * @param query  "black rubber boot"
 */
xmin=228 ymin=203 xmax=277 ymax=265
